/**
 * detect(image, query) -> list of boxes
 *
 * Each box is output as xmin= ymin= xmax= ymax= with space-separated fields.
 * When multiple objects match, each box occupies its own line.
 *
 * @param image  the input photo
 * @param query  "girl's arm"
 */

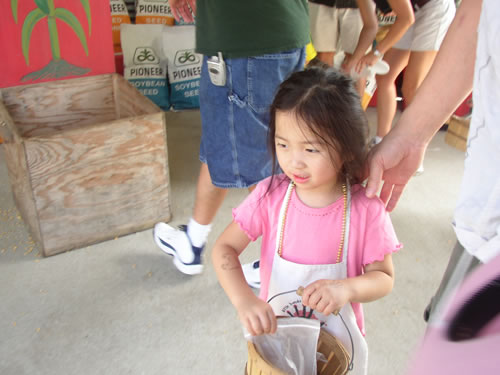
xmin=211 ymin=221 xmax=277 ymax=336
xmin=344 ymin=0 xmax=378 ymax=74
xmin=301 ymin=254 xmax=394 ymax=316
xmin=359 ymin=0 xmax=414 ymax=67
xmin=373 ymin=0 xmax=414 ymax=54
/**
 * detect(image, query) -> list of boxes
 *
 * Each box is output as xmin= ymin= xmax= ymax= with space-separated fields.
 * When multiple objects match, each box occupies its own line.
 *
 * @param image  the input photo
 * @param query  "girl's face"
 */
xmin=275 ymin=111 xmax=343 ymax=206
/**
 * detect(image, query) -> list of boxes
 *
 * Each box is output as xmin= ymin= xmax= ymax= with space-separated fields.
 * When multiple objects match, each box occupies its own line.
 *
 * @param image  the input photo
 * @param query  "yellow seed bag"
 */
xmin=110 ymin=0 xmax=131 ymax=53
xmin=135 ymin=0 xmax=175 ymax=26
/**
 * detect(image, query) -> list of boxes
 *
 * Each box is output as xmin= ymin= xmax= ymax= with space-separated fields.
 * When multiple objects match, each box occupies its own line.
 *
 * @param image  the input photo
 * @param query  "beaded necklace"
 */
xmin=278 ymin=182 xmax=347 ymax=263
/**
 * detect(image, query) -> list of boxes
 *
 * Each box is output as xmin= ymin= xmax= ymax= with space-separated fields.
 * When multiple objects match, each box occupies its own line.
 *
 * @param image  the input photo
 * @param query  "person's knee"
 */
xmin=401 ymin=80 xmax=419 ymax=101
xmin=376 ymin=74 xmax=394 ymax=91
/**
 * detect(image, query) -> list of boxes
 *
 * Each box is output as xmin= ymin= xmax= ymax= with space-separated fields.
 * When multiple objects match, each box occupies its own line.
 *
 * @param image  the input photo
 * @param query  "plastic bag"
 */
xmin=244 ymin=317 xmax=320 ymax=375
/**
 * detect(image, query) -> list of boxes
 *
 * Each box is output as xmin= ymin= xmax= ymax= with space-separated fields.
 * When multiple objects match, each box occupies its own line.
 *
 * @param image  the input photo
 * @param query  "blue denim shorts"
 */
xmin=199 ymin=48 xmax=306 ymax=188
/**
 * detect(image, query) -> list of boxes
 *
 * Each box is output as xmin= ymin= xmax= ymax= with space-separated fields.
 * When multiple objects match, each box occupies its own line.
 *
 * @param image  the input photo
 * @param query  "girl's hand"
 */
xmin=301 ymin=279 xmax=352 ymax=316
xmin=235 ymin=296 xmax=277 ymax=336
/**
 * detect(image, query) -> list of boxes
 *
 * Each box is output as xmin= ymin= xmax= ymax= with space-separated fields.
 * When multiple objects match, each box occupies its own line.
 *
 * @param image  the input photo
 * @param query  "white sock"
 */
xmin=374 ymin=136 xmax=383 ymax=144
xmin=187 ymin=218 xmax=212 ymax=248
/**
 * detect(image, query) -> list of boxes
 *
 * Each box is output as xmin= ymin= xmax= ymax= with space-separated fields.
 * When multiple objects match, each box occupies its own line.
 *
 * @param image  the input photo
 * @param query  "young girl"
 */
xmin=211 ymin=67 xmax=401 ymax=374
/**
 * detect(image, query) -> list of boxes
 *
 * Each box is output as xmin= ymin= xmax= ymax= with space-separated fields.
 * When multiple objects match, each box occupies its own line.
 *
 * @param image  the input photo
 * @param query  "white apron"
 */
xmin=266 ymin=182 xmax=368 ymax=375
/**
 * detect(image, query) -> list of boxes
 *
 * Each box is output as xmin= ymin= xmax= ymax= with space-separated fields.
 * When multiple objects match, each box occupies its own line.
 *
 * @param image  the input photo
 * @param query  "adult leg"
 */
xmin=401 ymin=50 xmax=438 ymax=106
xmin=192 ymin=163 xmax=228 ymax=225
xmin=401 ymin=50 xmax=438 ymax=174
xmin=309 ymin=3 xmax=338 ymax=67
xmin=316 ymin=51 xmax=335 ymax=67
xmin=337 ymin=7 xmax=366 ymax=97
xmin=375 ymin=48 xmax=410 ymax=138
xmin=153 ymin=163 xmax=227 ymax=275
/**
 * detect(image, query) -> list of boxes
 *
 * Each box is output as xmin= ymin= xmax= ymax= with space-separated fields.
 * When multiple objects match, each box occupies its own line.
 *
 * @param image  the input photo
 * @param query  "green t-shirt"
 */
xmin=195 ymin=0 xmax=310 ymax=58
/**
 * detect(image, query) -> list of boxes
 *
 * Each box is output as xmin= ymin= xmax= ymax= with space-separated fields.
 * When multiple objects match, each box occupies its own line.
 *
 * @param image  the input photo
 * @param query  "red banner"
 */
xmin=0 ymin=0 xmax=115 ymax=88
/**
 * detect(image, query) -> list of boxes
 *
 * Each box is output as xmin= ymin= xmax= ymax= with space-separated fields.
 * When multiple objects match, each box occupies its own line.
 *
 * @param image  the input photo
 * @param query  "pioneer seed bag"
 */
xmin=110 ymin=0 xmax=131 ymax=53
xmin=162 ymin=25 xmax=201 ymax=110
xmin=135 ymin=0 xmax=175 ymax=26
xmin=121 ymin=24 xmax=170 ymax=110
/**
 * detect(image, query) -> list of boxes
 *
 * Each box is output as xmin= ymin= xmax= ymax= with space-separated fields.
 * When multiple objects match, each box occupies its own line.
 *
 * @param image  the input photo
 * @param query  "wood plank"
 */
xmin=445 ymin=132 xmax=467 ymax=152
xmin=0 ymin=99 xmax=22 ymax=144
xmin=114 ymin=74 xmax=161 ymax=118
xmin=112 ymin=74 xmax=122 ymax=120
xmin=448 ymin=115 xmax=470 ymax=139
xmin=26 ymin=112 xmax=170 ymax=256
xmin=1 ymin=75 xmax=116 ymax=139
xmin=445 ymin=115 xmax=470 ymax=152
xmin=3 ymin=142 xmax=45 ymax=253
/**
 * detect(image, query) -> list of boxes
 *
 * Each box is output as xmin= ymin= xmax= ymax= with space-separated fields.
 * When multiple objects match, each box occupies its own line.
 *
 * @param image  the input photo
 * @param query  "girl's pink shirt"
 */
xmin=233 ymin=175 xmax=402 ymax=335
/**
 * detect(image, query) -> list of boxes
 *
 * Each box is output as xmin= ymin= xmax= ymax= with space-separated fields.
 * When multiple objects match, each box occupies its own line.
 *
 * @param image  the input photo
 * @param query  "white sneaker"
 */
xmin=369 ymin=136 xmax=383 ymax=148
xmin=153 ymin=223 xmax=204 ymax=275
xmin=415 ymin=163 xmax=424 ymax=176
xmin=242 ymin=260 xmax=261 ymax=289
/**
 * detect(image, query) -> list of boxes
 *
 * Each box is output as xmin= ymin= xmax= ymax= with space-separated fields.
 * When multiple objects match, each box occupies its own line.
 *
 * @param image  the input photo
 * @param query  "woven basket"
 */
xmin=246 ymin=328 xmax=351 ymax=375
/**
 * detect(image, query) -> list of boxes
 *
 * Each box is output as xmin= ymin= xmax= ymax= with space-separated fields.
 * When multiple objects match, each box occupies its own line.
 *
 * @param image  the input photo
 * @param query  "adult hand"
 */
xmin=352 ymin=57 xmax=369 ymax=76
xmin=342 ymin=55 xmax=364 ymax=76
xmin=169 ymin=0 xmax=196 ymax=23
xmin=365 ymin=125 xmax=428 ymax=211
xmin=236 ymin=296 xmax=277 ymax=336
xmin=359 ymin=51 xmax=379 ymax=68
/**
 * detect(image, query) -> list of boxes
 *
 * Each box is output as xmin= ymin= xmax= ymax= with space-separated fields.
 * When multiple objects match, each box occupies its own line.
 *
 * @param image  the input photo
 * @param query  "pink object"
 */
xmin=233 ymin=174 xmax=402 ymax=335
xmin=406 ymin=254 xmax=500 ymax=374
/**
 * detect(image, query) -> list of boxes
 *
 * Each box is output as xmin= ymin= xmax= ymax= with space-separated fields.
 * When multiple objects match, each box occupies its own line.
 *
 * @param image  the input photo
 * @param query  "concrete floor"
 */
xmin=0 ymin=108 xmax=465 ymax=375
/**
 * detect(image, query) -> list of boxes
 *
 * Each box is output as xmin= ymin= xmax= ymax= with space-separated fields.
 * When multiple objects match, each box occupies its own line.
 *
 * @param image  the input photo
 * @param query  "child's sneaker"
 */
xmin=153 ymin=223 xmax=204 ymax=275
xmin=242 ymin=260 xmax=261 ymax=289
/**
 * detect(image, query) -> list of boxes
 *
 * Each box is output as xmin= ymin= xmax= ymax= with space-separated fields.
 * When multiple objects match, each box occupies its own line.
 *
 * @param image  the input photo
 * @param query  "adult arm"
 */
xmin=168 ymin=0 xmax=196 ymax=23
xmin=343 ymin=0 xmax=378 ymax=74
xmin=211 ymin=221 xmax=277 ymax=336
xmin=365 ymin=0 xmax=482 ymax=211
xmin=360 ymin=0 xmax=414 ymax=67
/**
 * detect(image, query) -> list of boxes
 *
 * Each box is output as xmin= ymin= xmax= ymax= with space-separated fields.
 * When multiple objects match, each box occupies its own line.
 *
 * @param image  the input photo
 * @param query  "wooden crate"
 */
xmin=445 ymin=115 xmax=470 ymax=152
xmin=0 ymin=74 xmax=171 ymax=256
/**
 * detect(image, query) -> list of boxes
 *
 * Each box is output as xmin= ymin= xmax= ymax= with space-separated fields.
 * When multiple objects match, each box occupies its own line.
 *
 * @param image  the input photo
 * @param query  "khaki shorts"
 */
xmin=309 ymin=3 xmax=363 ymax=54
xmin=394 ymin=0 xmax=456 ymax=52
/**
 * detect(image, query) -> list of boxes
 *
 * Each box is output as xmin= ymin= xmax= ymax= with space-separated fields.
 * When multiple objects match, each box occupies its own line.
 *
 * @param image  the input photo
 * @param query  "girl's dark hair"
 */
xmin=268 ymin=66 xmax=369 ymax=185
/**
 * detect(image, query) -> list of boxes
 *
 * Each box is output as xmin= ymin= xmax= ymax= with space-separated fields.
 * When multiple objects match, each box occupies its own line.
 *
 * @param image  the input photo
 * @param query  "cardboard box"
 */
xmin=0 ymin=74 xmax=171 ymax=256
xmin=445 ymin=115 xmax=470 ymax=152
